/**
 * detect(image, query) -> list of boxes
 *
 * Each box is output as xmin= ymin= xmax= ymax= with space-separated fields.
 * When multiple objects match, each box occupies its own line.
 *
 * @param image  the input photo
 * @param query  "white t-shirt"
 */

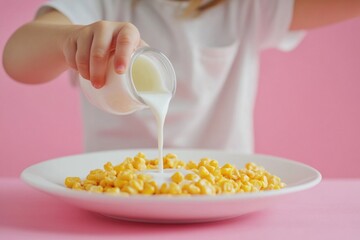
xmin=38 ymin=0 xmax=305 ymax=153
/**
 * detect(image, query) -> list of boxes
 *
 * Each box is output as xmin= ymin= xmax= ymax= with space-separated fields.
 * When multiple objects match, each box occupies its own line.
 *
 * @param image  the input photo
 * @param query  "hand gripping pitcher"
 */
xmin=79 ymin=47 xmax=176 ymax=115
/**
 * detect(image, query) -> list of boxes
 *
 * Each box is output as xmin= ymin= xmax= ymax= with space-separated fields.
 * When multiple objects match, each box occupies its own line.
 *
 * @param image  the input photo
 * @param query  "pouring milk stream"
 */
xmin=131 ymin=55 xmax=172 ymax=173
xmin=79 ymin=47 xmax=176 ymax=176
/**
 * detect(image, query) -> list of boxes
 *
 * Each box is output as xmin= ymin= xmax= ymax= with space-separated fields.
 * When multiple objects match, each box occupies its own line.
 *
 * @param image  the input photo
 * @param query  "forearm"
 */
xmin=3 ymin=21 xmax=79 ymax=84
xmin=4 ymin=8 xmax=145 ymax=88
xmin=291 ymin=0 xmax=360 ymax=30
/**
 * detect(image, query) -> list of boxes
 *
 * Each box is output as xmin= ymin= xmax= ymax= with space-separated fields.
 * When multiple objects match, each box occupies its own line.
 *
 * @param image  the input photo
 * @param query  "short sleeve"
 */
xmin=257 ymin=0 xmax=306 ymax=51
xmin=35 ymin=0 xmax=106 ymax=25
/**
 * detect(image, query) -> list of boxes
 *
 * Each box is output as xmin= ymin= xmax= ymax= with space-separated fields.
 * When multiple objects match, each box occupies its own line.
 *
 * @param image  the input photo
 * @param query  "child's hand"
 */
xmin=64 ymin=21 xmax=145 ymax=88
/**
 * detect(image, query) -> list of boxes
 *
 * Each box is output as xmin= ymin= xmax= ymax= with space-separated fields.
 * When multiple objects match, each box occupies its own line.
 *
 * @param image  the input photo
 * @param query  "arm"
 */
xmin=290 ymin=0 xmax=360 ymax=30
xmin=3 ymin=11 xmax=73 ymax=84
xmin=3 ymin=9 xmax=141 ymax=88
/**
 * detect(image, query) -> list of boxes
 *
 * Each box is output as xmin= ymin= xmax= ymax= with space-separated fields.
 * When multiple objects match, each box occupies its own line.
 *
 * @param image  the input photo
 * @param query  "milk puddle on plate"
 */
xmin=132 ymin=55 xmax=189 ymax=183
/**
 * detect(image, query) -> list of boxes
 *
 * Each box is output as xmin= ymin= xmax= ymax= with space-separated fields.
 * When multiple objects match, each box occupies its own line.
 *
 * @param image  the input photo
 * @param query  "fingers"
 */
xmin=89 ymin=24 xmax=113 ymax=88
xmin=113 ymin=23 xmax=140 ymax=74
xmin=63 ymin=21 xmax=142 ymax=89
xmin=75 ymin=31 xmax=93 ymax=80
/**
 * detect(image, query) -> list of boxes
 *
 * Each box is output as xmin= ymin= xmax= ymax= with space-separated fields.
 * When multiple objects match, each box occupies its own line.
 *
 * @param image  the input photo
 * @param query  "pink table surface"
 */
xmin=0 ymin=178 xmax=359 ymax=240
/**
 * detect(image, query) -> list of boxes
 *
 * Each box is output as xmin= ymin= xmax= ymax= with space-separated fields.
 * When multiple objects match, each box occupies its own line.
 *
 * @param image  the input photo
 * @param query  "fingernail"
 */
xmin=92 ymin=82 xmax=102 ymax=89
xmin=116 ymin=65 xmax=126 ymax=74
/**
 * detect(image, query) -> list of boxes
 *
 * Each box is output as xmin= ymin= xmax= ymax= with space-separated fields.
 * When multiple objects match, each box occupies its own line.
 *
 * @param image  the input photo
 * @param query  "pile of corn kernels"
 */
xmin=64 ymin=152 xmax=286 ymax=196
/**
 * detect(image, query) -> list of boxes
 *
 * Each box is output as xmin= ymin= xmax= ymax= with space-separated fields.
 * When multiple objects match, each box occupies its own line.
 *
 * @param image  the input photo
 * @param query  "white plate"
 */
xmin=21 ymin=149 xmax=321 ymax=223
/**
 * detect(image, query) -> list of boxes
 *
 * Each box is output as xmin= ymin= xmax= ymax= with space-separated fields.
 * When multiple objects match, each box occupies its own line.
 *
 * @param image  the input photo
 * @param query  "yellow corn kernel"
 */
xmin=146 ymin=164 xmax=158 ymax=170
xmin=84 ymin=183 xmax=95 ymax=191
xmin=213 ymin=167 xmax=221 ymax=176
xmin=209 ymin=159 xmax=219 ymax=168
xmin=82 ymin=179 xmax=97 ymax=185
xmin=117 ymin=170 xmax=135 ymax=181
xmin=148 ymin=159 xmax=159 ymax=166
xmin=175 ymin=160 xmax=186 ymax=169
xmin=181 ymin=183 xmax=190 ymax=193
xmin=121 ymin=185 xmax=138 ymax=194
xmin=113 ymin=164 xmax=125 ymax=174
xmin=168 ymin=182 xmax=181 ymax=195
xmin=88 ymin=185 xmax=103 ymax=193
xmin=199 ymin=184 xmax=215 ymax=195
xmin=199 ymin=158 xmax=210 ymax=167
xmin=250 ymin=180 xmax=262 ymax=190
xmin=235 ymin=181 xmax=242 ymax=190
xmin=231 ymin=169 xmax=241 ymax=180
xmin=147 ymin=181 xmax=158 ymax=193
xmin=137 ymin=174 xmax=153 ymax=182
xmin=224 ymin=163 xmax=235 ymax=168
xmin=103 ymin=175 xmax=116 ymax=187
xmin=114 ymin=178 xmax=128 ymax=189
xmin=133 ymin=162 xmax=147 ymax=171
xmin=136 ymin=152 xmax=146 ymax=159
xmin=241 ymin=184 xmax=252 ymax=192
xmin=245 ymin=162 xmax=257 ymax=171
xmin=104 ymin=162 xmax=114 ymax=171
xmin=171 ymin=171 xmax=184 ymax=184
xmin=124 ymin=162 xmax=134 ymax=171
xmin=240 ymin=174 xmax=250 ymax=183
xmin=196 ymin=178 xmax=210 ymax=187
xmin=64 ymin=177 xmax=81 ymax=188
xmin=272 ymin=185 xmax=280 ymax=190
xmin=106 ymin=170 xmax=117 ymax=177
xmin=195 ymin=179 xmax=215 ymax=195
xmin=269 ymin=176 xmax=281 ymax=185
xmin=254 ymin=172 xmax=265 ymax=181
xmin=187 ymin=184 xmax=201 ymax=194
xmin=185 ymin=173 xmax=199 ymax=181
xmin=123 ymin=157 xmax=133 ymax=163
xmin=221 ymin=167 xmax=233 ymax=178
xmin=245 ymin=169 xmax=256 ymax=179
xmin=71 ymin=182 xmax=84 ymax=190
xmin=159 ymin=183 xmax=169 ymax=194
xmin=133 ymin=156 xmax=146 ymax=168
xmin=142 ymin=182 xmax=156 ymax=195
xmin=205 ymin=165 xmax=216 ymax=174
xmin=99 ymin=179 xmax=107 ymax=188
xmin=86 ymin=171 xmax=106 ymax=183
xmin=185 ymin=160 xmax=197 ymax=170
xmin=164 ymin=158 xmax=175 ymax=168
xmin=222 ymin=181 xmax=236 ymax=193
xmin=214 ymin=175 xmax=225 ymax=183
xmin=260 ymin=175 xmax=268 ymax=188
xmin=129 ymin=179 xmax=144 ymax=192
xmin=204 ymin=174 xmax=215 ymax=184
xmin=105 ymin=187 xmax=121 ymax=194
xmin=230 ymin=180 xmax=239 ymax=189
xmin=166 ymin=153 xmax=177 ymax=159
xmin=199 ymin=166 xmax=210 ymax=178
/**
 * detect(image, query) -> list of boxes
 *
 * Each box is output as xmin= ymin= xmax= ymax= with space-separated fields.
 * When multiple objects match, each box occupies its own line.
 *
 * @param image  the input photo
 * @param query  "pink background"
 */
xmin=1 ymin=0 xmax=360 ymax=178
